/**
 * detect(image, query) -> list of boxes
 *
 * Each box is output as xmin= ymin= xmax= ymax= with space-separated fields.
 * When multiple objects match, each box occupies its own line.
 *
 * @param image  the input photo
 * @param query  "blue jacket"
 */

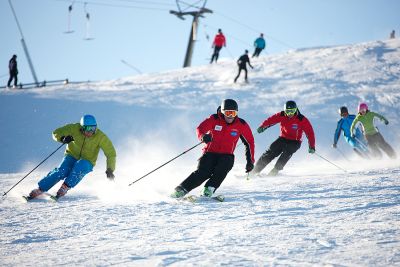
xmin=254 ymin=37 xmax=266 ymax=49
xmin=333 ymin=115 xmax=362 ymax=144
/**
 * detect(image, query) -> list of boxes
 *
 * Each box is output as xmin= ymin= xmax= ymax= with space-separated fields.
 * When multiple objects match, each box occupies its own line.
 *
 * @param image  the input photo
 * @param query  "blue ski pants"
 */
xmin=344 ymin=132 xmax=368 ymax=152
xmin=38 ymin=155 xmax=93 ymax=191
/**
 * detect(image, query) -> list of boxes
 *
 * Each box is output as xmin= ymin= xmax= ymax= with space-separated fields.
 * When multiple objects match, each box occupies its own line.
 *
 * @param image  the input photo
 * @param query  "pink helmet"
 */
xmin=358 ymin=102 xmax=368 ymax=112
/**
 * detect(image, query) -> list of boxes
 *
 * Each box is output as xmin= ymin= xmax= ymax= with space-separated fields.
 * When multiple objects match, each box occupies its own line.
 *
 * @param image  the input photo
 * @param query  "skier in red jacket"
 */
xmin=210 ymin=29 xmax=226 ymax=64
xmin=171 ymin=99 xmax=255 ymax=199
xmin=253 ymin=100 xmax=316 ymax=176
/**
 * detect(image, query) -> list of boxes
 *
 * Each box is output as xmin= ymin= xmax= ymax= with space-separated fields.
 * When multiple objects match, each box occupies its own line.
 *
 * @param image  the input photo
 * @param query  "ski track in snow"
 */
xmin=1 ymin=168 xmax=400 ymax=266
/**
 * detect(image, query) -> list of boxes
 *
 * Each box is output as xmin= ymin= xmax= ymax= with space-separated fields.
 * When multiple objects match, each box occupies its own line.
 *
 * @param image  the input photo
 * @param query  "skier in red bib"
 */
xmin=171 ymin=99 xmax=255 ymax=198
xmin=253 ymin=100 xmax=316 ymax=176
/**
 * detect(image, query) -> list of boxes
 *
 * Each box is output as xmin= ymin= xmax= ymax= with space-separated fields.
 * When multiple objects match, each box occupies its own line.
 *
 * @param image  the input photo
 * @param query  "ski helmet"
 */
xmin=80 ymin=114 xmax=97 ymax=127
xmin=358 ymin=102 xmax=368 ymax=112
xmin=221 ymin=99 xmax=238 ymax=112
xmin=339 ymin=106 xmax=348 ymax=115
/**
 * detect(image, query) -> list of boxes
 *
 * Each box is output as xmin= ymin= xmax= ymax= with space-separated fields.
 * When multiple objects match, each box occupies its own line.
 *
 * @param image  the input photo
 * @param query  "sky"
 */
xmin=1 ymin=0 xmax=399 ymax=85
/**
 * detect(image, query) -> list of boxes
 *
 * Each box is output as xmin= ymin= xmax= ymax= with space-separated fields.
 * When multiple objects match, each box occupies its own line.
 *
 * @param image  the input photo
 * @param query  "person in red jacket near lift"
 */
xmin=210 ymin=29 xmax=226 ymax=64
xmin=253 ymin=100 xmax=316 ymax=176
xmin=170 ymin=99 xmax=255 ymax=199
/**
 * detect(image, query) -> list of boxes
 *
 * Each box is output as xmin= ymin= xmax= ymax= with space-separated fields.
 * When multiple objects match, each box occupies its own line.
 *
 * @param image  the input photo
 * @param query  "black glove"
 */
xmin=332 ymin=143 xmax=337 ymax=149
xmin=384 ymin=120 xmax=389 ymax=125
xmin=60 ymin=135 xmax=74 ymax=144
xmin=245 ymin=162 xmax=254 ymax=173
xmin=202 ymin=133 xmax=213 ymax=144
xmin=105 ymin=168 xmax=115 ymax=180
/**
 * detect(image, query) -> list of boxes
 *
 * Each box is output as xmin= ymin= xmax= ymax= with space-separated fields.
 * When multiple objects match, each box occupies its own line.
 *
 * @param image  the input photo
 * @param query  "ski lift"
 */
xmin=83 ymin=2 xmax=94 ymax=40
xmin=64 ymin=1 xmax=75 ymax=34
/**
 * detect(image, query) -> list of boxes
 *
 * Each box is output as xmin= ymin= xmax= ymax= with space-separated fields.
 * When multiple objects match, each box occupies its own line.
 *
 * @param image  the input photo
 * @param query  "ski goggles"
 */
xmin=82 ymin=125 xmax=97 ymax=133
xmin=284 ymin=108 xmax=297 ymax=116
xmin=222 ymin=110 xmax=238 ymax=118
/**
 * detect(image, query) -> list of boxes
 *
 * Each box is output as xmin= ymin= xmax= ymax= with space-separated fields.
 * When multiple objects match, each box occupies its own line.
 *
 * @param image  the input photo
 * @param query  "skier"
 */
xmin=350 ymin=103 xmax=396 ymax=159
xmin=252 ymin=33 xmax=266 ymax=57
xmin=170 ymin=99 xmax=255 ymax=199
xmin=210 ymin=29 xmax=226 ymax=64
xmin=234 ymin=50 xmax=254 ymax=83
xmin=253 ymin=100 xmax=316 ymax=176
xmin=7 ymin=54 xmax=18 ymax=88
xmin=26 ymin=115 xmax=116 ymax=200
xmin=333 ymin=106 xmax=369 ymax=158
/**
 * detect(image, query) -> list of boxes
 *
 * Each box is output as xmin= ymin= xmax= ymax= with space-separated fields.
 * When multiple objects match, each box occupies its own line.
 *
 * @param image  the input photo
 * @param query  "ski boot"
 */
xmin=53 ymin=183 xmax=70 ymax=200
xmin=201 ymin=186 xmax=215 ymax=197
xmin=170 ymin=186 xmax=187 ymax=199
xmin=25 ymin=188 xmax=43 ymax=200
xmin=267 ymin=167 xmax=279 ymax=176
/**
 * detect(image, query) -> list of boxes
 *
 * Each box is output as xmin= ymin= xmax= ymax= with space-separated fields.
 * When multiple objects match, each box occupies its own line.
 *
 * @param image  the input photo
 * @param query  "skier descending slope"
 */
xmin=252 ymin=100 xmax=316 ymax=176
xmin=26 ymin=115 xmax=116 ymax=200
xmin=333 ymin=106 xmax=369 ymax=158
xmin=350 ymin=102 xmax=396 ymax=159
xmin=170 ymin=99 xmax=255 ymax=199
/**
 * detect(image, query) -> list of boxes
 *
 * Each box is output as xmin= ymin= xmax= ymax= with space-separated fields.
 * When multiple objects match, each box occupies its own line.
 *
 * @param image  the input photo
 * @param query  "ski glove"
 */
xmin=384 ymin=119 xmax=389 ymax=125
xmin=202 ymin=133 xmax=213 ymax=144
xmin=245 ymin=162 xmax=254 ymax=173
xmin=61 ymin=135 xmax=74 ymax=144
xmin=308 ymin=147 xmax=316 ymax=154
xmin=332 ymin=143 xmax=337 ymax=149
xmin=106 ymin=168 xmax=115 ymax=180
xmin=257 ymin=126 xmax=265 ymax=133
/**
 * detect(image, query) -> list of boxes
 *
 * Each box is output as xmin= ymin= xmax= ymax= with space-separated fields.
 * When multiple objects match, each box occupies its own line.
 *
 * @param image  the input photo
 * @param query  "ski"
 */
xmin=181 ymin=195 xmax=225 ymax=203
xmin=22 ymin=195 xmax=33 ymax=202
xmin=22 ymin=194 xmax=58 ymax=202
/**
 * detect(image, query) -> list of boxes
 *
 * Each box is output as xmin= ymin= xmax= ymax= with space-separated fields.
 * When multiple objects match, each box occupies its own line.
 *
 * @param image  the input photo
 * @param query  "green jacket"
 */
xmin=350 ymin=111 xmax=388 ymax=136
xmin=53 ymin=123 xmax=116 ymax=171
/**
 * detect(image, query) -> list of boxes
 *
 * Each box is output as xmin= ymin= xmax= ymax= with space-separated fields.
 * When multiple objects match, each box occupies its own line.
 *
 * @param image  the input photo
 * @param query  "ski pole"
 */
xmin=2 ymin=143 xmax=65 ymax=197
xmin=314 ymin=152 xmax=347 ymax=173
xmin=128 ymin=141 xmax=203 ymax=186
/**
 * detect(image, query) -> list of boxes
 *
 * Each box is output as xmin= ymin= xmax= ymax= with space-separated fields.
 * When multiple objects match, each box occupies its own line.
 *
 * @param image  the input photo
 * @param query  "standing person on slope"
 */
xmin=170 ymin=99 xmax=255 ymax=199
xmin=252 ymin=100 xmax=316 ymax=176
xmin=333 ymin=106 xmax=369 ymax=158
xmin=26 ymin=115 xmax=116 ymax=200
xmin=234 ymin=50 xmax=254 ymax=83
xmin=252 ymin=33 xmax=266 ymax=57
xmin=210 ymin=29 xmax=226 ymax=64
xmin=350 ymin=103 xmax=396 ymax=159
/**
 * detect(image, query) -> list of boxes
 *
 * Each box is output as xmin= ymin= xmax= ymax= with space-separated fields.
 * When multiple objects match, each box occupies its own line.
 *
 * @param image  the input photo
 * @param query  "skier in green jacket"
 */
xmin=350 ymin=103 xmax=396 ymax=159
xmin=26 ymin=115 xmax=116 ymax=200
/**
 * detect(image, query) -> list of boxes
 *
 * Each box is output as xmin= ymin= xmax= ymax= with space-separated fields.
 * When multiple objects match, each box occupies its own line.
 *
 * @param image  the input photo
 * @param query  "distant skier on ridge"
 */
xmin=234 ymin=50 xmax=254 ymax=83
xmin=252 ymin=33 xmax=266 ymax=57
xmin=210 ymin=29 xmax=226 ymax=64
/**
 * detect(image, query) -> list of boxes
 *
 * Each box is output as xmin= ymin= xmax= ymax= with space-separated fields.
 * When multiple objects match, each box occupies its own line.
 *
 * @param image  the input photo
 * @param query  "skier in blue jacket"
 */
xmin=252 ymin=33 xmax=266 ymax=58
xmin=333 ymin=106 xmax=369 ymax=158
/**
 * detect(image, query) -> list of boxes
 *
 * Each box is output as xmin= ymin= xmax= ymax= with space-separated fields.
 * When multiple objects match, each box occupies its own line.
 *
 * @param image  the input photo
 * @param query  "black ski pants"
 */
xmin=234 ymin=66 xmax=248 ymax=82
xmin=252 ymin=47 xmax=263 ymax=57
xmin=366 ymin=132 xmax=396 ymax=159
xmin=254 ymin=137 xmax=301 ymax=173
xmin=180 ymin=152 xmax=234 ymax=193
xmin=7 ymin=72 xmax=18 ymax=87
xmin=210 ymin=46 xmax=223 ymax=63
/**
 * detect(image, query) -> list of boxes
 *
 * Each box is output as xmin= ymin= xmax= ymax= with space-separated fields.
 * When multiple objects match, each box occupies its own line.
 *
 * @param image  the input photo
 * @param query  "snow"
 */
xmin=1 ymin=39 xmax=399 ymax=266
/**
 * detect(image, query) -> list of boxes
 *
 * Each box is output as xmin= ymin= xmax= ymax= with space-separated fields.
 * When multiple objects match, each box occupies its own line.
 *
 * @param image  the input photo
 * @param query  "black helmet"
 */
xmin=284 ymin=100 xmax=297 ymax=110
xmin=339 ymin=106 xmax=348 ymax=115
xmin=221 ymin=99 xmax=238 ymax=111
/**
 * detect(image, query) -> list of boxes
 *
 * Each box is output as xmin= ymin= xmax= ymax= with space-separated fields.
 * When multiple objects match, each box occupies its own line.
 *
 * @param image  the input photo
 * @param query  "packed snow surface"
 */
xmin=1 ymin=39 xmax=399 ymax=266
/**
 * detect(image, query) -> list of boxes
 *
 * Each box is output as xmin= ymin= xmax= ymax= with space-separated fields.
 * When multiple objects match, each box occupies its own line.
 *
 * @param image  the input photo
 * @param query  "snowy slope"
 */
xmin=0 ymin=39 xmax=399 ymax=266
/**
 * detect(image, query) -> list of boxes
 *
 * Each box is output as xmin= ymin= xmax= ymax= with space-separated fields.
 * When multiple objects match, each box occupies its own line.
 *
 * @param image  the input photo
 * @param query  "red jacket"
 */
xmin=197 ymin=114 xmax=255 ymax=163
xmin=259 ymin=111 xmax=316 ymax=148
xmin=213 ymin=33 xmax=226 ymax=47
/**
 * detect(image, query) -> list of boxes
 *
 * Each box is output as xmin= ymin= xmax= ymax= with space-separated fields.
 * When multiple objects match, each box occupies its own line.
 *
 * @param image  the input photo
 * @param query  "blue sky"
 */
xmin=1 ymin=0 xmax=399 ymax=84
